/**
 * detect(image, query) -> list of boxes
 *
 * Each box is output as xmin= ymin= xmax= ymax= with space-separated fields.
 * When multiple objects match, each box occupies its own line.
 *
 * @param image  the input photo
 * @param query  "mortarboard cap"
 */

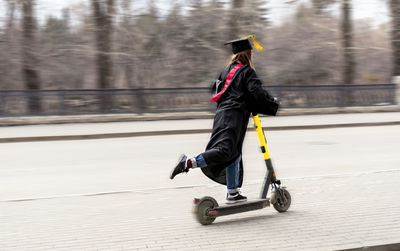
xmin=224 ymin=35 xmax=264 ymax=54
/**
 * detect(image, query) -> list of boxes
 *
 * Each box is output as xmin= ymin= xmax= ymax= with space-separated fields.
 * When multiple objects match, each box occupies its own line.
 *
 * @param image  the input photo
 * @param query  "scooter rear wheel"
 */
xmin=194 ymin=197 xmax=218 ymax=225
xmin=273 ymin=189 xmax=291 ymax=213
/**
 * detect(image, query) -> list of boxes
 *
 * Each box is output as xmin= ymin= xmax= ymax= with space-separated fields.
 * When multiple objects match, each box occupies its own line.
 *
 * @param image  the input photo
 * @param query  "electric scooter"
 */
xmin=193 ymin=114 xmax=291 ymax=225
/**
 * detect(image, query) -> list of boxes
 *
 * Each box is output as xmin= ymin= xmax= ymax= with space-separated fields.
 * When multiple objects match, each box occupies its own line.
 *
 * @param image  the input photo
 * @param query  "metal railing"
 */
xmin=0 ymin=84 xmax=396 ymax=116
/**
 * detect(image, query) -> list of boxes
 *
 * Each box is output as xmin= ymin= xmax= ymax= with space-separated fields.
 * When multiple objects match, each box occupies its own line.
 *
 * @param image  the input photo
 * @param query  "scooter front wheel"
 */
xmin=194 ymin=197 xmax=218 ymax=225
xmin=272 ymin=189 xmax=291 ymax=213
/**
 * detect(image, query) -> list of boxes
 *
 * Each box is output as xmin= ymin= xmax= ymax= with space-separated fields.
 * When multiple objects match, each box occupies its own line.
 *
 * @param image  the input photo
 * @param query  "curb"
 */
xmin=1 ymin=120 xmax=399 ymax=143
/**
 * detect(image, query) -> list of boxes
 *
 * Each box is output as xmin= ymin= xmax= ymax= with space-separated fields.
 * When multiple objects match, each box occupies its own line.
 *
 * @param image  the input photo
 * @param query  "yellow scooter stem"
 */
xmin=253 ymin=114 xmax=271 ymax=160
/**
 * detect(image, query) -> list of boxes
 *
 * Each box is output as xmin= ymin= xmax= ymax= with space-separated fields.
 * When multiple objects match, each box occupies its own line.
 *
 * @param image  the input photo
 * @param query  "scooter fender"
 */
xmin=270 ymin=186 xmax=287 ymax=205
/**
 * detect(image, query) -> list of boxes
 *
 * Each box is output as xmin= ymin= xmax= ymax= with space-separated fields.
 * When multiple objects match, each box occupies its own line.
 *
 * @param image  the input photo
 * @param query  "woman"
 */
xmin=170 ymin=35 xmax=279 ymax=204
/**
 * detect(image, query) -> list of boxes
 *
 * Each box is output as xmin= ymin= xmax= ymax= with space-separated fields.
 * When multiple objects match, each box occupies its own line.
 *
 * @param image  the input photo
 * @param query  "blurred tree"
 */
xmin=162 ymin=2 xmax=191 ymax=85
xmin=353 ymin=21 xmax=391 ymax=84
xmin=5 ymin=0 xmax=16 ymax=31
xmin=117 ymin=0 xmax=135 ymax=88
xmin=91 ymin=0 xmax=114 ymax=111
xmin=263 ymin=4 xmax=340 ymax=85
xmin=341 ymin=0 xmax=355 ymax=105
xmin=390 ymin=0 xmax=400 ymax=76
xmin=311 ymin=0 xmax=336 ymax=15
xmin=43 ymin=12 xmax=69 ymax=43
xmin=39 ymin=10 xmax=87 ymax=90
xmin=230 ymin=0 xmax=245 ymax=40
xmin=181 ymin=0 xmax=228 ymax=84
xmin=342 ymin=0 xmax=355 ymax=85
xmin=309 ymin=0 xmax=355 ymax=104
xmin=0 ymin=0 xmax=18 ymax=90
xmin=310 ymin=0 xmax=356 ymax=85
xmin=228 ymin=0 xmax=269 ymax=39
xmin=0 ymin=0 xmax=18 ymax=116
xmin=61 ymin=7 xmax=71 ymax=29
xmin=241 ymin=0 xmax=269 ymax=35
xmin=113 ymin=0 xmax=145 ymax=110
xmin=139 ymin=3 xmax=163 ymax=88
xmin=21 ymin=0 xmax=42 ymax=113
xmin=240 ymin=0 xmax=269 ymax=76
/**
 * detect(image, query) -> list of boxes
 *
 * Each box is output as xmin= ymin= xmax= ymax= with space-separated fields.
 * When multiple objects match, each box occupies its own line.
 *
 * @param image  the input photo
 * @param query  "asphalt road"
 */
xmin=1 ymin=125 xmax=399 ymax=201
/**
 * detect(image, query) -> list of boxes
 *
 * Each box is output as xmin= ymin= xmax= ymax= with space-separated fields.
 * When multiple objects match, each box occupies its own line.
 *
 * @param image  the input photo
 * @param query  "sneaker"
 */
xmin=170 ymin=154 xmax=189 ymax=179
xmin=226 ymin=191 xmax=247 ymax=204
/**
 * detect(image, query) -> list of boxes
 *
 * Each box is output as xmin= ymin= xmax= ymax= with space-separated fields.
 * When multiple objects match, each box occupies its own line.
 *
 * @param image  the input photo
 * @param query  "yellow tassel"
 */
xmin=247 ymin=35 xmax=263 ymax=51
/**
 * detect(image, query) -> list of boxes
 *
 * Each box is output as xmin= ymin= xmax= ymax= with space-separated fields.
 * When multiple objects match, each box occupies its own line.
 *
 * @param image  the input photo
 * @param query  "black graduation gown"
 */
xmin=200 ymin=63 xmax=279 ymax=186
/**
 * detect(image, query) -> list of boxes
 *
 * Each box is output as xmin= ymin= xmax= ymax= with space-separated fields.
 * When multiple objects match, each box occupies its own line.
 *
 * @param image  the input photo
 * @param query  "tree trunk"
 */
xmin=341 ymin=0 xmax=355 ymax=105
xmin=312 ymin=0 xmax=323 ymax=15
xmin=229 ymin=0 xmax=244 ymax=40
xmin=21 ymin=0 xmax=42 ymax=114
xmin=91 ymin=0 xmax=114 ymax=112
xmin=311 ymin=0 xmax=336 ymax=15
xmin=6 ymin=0 xmax=16 ymax=31
xmin=391 ymin=0 xmax=400 ymax=76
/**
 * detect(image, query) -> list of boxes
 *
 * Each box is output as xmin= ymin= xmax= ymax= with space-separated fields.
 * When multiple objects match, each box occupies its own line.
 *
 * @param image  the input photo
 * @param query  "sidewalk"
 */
xmin=1 ymin=169 xmax=399 ymax=250
xmin=0 ymin=112 xmax=399 ymax=143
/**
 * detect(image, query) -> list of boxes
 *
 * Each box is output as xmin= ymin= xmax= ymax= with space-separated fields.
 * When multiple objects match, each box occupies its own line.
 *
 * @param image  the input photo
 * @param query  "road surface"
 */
xmin=1 ymin=125 xmax=398 ymax=201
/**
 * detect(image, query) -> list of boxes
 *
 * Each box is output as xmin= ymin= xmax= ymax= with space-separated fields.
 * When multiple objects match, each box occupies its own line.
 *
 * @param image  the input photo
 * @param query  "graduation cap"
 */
xmin=224 ymin=35 xmax=264 ymax=54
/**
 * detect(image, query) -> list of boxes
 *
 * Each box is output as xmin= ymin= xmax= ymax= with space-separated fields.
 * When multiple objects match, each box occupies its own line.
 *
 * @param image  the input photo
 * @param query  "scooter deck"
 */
xmin=207 ymin=199 xmax=270 ymax=217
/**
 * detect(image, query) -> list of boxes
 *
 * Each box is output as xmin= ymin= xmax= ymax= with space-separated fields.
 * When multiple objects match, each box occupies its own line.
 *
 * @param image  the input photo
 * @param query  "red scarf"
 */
xmin=210 ymin=64 xmax=244 ymax=102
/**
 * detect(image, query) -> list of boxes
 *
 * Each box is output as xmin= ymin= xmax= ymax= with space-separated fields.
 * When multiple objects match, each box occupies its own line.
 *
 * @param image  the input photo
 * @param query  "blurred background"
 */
xmin=0 ymin=0 xmax=398 ymax=115
xmin=1 ymin=2 xmax=400 ymax=249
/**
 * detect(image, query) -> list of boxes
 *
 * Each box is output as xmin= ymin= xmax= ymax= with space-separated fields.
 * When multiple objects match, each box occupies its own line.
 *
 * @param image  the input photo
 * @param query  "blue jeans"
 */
xmin=195 ymin=154 xmax=241 ymax=191
xmin=225 ymin=155 xmax=241 ymax=191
